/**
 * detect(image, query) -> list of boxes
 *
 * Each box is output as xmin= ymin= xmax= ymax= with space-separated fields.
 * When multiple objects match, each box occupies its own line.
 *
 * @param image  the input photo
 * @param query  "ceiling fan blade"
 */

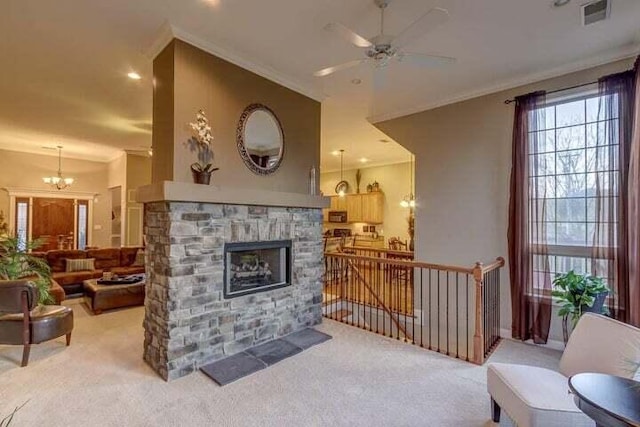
xmin=392 ymin=7 xmax=450 ymax=49
xmin=313 ymin=59 xmax=367 ymax=77
xmin=397 ymin=52 xmax=457 ymax=67
xmin=324 ymin=22 xmax=373 ymax=48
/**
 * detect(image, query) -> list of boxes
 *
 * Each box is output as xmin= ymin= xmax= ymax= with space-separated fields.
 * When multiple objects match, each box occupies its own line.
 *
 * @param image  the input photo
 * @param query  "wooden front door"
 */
xmin=32 ymin=198 xmax=74 ymax=251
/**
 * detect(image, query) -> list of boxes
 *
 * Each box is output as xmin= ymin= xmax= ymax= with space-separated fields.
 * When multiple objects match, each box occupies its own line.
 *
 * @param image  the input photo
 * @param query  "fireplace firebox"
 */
xmin=223 ymin=240 xmax=292 ymax=298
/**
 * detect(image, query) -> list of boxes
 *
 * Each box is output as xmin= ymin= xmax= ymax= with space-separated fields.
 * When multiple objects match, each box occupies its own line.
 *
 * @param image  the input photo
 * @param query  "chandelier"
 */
xmin=400 ymin=153 xmax=415 ymax=208
xmin=43 ymin=146 xmax=74 ymax=190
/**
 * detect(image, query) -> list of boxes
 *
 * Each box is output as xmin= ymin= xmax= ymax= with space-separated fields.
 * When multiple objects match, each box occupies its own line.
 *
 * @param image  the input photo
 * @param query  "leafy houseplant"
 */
xmin=186 ymin=109 xmax=219 ymax=185
xmin=551 ymin=270 xmax=610 ymax=343
xmin=0 ymin=237 xmax=53 ymax=304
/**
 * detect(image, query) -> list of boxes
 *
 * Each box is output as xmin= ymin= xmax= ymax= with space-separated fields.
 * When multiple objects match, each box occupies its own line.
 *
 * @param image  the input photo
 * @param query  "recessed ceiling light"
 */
xmin=351 ymin=78 xmax=362 ymax=85
xmin=379 ymin=139 xmax=390 ymax=143
xmin=552 ymin=0 xmax=571 ymax=7
xmin=127 ymin=72 xmax=142 ymax=80
xmin=359 ymin=158 xmax=368 ymax=163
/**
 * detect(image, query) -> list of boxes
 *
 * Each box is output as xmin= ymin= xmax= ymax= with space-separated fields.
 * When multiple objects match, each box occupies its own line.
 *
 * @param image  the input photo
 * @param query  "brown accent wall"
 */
xmin=152 ymin=39 xmax=321 ymax=193
xmin=152 ymin=41 xmax=175 ymax=183
xmin=375 ymin=58 xmax=636 ymax=342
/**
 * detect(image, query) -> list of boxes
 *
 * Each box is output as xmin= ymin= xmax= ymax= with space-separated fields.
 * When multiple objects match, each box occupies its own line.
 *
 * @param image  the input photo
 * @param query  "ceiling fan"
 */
xmin=314 ymin=0 xmax=456 ymax=78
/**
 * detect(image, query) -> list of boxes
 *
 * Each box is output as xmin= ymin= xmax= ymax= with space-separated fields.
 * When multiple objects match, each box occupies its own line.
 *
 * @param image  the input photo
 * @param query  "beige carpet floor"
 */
xmin=0 ymin=299 xmax=562 ymax=427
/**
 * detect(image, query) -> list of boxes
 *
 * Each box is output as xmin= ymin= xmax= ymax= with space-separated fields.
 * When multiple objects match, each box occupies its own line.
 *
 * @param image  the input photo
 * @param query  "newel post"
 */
xmin=472 ymin=261 xmax=485 ymax=365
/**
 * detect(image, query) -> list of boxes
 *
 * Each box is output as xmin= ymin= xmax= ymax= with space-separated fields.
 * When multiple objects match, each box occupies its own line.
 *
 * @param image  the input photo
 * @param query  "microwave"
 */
xmin=327 ymin=211 xmax=348 ymax=223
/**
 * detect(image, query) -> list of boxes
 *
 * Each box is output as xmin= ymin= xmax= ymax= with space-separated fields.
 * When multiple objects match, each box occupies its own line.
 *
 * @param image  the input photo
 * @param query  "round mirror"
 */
xmin=236 ymin=104 xmax=284 ymax=175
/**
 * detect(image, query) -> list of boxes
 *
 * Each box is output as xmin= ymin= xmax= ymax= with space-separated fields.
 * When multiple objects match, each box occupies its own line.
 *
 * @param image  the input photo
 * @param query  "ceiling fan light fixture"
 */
xmin=314 ymin=1 xmax=455 ymax=78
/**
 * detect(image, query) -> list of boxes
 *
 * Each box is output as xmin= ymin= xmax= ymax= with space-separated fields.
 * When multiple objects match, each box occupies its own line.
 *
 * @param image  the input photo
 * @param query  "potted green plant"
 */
xmin=0 ymin=237 xmax=54 ymax=304
xmin=186 ymin=109 xmax=219 ymax=185
xmin=551 ymin=270 xmax=610 ymax=343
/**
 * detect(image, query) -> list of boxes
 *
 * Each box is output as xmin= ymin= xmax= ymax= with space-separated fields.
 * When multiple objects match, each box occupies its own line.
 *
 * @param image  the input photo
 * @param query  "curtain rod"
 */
xmin=503 ymin=80 xmax=599 ymax=105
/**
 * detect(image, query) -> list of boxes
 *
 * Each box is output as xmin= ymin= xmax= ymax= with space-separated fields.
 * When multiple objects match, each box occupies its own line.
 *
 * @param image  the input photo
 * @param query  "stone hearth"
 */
xmin=139 ymin=184 xmax=326 ymax=381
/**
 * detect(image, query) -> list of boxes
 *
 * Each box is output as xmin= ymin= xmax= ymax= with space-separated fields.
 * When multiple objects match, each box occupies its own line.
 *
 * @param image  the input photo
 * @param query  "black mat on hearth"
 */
xmin=200 ymin=352 xmax=266 ymax=386
xmin=282 ymin=328 xmax=332 ymax=350
xmin=200 ymin=328 xmax=332 ymax=386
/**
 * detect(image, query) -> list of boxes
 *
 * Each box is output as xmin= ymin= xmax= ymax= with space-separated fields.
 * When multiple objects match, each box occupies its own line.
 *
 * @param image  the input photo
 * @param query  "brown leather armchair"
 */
xmin=0 ymin=280 xmax=74 ymax=367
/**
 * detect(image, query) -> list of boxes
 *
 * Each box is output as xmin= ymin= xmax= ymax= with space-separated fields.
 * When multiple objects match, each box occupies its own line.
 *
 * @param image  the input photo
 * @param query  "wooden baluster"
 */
xmin=472 ymin=261 xmax=485 ymax=365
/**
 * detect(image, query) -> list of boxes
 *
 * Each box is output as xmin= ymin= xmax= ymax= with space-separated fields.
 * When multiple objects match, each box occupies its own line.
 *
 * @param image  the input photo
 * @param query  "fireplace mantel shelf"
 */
xmin=136 ymin=181 xmax=329 ymax=209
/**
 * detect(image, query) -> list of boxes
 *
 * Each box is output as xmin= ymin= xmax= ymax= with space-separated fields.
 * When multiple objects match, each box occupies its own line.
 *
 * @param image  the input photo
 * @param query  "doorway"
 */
xmin=32 ymin=198 xmax=74 ymax=251
xmin=10 ymin=192 xmax=94 ymax=252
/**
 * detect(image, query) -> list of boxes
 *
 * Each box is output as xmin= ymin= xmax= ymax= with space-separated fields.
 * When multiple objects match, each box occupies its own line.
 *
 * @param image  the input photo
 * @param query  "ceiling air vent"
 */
xmin=581 ymin=0 xmax=610 ymax=26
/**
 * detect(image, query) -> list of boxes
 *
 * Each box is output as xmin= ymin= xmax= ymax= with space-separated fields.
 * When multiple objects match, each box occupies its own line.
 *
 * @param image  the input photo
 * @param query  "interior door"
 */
xmin=32 ymin=198 xmax=75 ymax=251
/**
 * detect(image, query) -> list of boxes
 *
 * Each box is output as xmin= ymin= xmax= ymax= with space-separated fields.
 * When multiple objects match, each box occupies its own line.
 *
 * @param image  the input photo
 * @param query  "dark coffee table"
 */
xmin=83 ymin=277 xmax=145 ymax=315
xmin=569 ymin=373 xmax=640 ymax=427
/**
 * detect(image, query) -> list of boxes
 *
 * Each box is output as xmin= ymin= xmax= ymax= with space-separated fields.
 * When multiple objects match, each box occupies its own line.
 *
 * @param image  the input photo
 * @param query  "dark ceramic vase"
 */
xmin=191 ymin=165 xmax=212 ymax=185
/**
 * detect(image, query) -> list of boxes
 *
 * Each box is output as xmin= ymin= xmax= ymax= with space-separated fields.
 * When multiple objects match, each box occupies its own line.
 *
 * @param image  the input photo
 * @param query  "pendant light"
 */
xmin=401 ymin=153 xmax=415 ymax=208
xmin=335 ymin=149 xmax=349 ymax=197
xmin=43 ymin=146 xmax=74 ymax=190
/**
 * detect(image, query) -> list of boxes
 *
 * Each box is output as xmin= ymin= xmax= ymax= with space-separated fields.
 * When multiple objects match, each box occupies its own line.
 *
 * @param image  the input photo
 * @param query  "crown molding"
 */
xmin=2 ymin=187 xmax=98 ymax=199
xmin=369 ymin=43 xmax=640 ymax=124
xmin=320 ymin=159 xmax=411 ymax=174
xmin=143 ymin=22 xmax=324 ymax=102
xmin=143 ymin=21 xmax=175 ymax=61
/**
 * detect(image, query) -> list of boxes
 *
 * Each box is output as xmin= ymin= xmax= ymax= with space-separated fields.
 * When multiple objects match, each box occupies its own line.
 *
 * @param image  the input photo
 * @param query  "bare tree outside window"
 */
xmin=529 ymin=94 xmax=619 ymax=286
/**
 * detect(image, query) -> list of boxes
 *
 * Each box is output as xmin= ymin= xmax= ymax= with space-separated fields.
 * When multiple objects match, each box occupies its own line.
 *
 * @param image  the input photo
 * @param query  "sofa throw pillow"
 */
xmin=132 ymin=250 xmax=145 ymax=267
xmin=66 ymin=258 xmax=95 ymax=272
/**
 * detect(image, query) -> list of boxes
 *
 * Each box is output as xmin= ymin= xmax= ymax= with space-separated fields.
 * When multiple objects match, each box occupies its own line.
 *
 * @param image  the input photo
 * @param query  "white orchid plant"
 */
xmin=187 ymin=109 xmax=219 ymax=174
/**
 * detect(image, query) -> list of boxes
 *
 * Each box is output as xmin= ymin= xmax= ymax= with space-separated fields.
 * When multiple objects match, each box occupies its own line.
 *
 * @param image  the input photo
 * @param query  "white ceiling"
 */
xmin=2 ymin=0 xmax=639 ymax=169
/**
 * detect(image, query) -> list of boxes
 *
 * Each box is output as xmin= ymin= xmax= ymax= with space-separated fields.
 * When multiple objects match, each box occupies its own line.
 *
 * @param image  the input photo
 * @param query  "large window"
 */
xmin=530 ymin=92 xmax=618 ymax=285
xmin=15 ymin=198 xmax=29 ymax=251
xmin=77 ymin=200 xmax=88 ymax=250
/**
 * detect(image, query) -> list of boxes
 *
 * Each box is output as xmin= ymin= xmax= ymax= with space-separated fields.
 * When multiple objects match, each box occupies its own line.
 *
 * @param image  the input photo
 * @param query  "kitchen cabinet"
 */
xmin=361 ymin=192 xmax=384 ymax=224
xmin=346 ymin=195 xmax=363 ymax=222
xmin=329 ymin=196 xmax=347 ymax=211
xmin=324 ymin=192 xmax=384 ymax=224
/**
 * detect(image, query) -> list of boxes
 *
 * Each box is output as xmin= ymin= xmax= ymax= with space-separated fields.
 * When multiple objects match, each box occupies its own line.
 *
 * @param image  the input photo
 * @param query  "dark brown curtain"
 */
xmin=593 ymin=70 xmax=636 ymax=323
xmin=508 ymin=91 xmax=552 ymax=343
xmin=627 ymin=57 xmax=640 ymax=327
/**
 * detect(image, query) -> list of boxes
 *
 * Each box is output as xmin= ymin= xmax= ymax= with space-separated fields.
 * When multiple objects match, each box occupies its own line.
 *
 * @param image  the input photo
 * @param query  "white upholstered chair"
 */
xmin=487 ymin=313 xmax=640 ymax=427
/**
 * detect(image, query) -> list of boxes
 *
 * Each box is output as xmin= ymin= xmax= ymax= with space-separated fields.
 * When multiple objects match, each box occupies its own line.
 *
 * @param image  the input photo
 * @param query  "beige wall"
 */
xmin=0 ymin=148 xmax=111 ymax=247
xmin=126 ymin=153 xmax=152 ymax=191
xmin=376 ymin=58 xmax=635 ymax=342
xmin=153 ymin=39 xmax=321 ymax=193
xmin=125 ymin=153 xmax=151 ymax=246
xmin=107 ymin=153 xmax=126 ymax=190
xmin=321 ymin=162 xmax=413 ymax=242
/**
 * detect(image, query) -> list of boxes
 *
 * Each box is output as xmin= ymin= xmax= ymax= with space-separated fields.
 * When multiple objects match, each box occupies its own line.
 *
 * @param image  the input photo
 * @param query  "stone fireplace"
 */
xmin=138 ymin=182 xmax=327 ymax=381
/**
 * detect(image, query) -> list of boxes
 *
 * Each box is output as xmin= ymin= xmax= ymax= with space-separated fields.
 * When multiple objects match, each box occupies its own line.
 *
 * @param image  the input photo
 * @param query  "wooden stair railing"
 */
xmin=323 ymin=250 xmax=505 ymax=364
xmin=337 ymin=246 xmax=409 ymax=340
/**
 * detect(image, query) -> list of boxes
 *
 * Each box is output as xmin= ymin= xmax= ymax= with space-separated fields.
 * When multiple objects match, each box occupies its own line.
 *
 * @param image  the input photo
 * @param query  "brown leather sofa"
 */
xmin=0 ymin=280 xmax=74 ymax=366
xmin=35 ymin=247 xmax=145 ymax=296
xmin=50 ymin=279 xmax=65 ymax=304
